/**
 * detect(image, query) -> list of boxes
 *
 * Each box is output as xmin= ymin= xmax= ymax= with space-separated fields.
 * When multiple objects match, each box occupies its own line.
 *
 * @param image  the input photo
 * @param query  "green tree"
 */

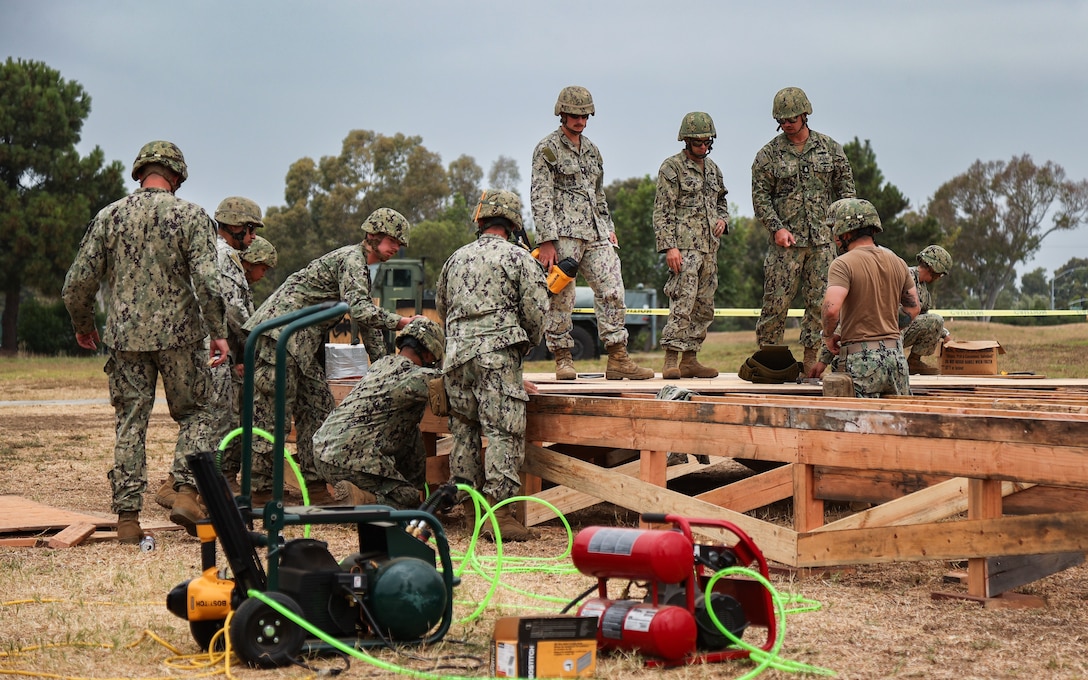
xmin=1020 ymin=267 xmax=1049 ymax=299
xmin=261 ymin=130 xmax=451 ymax=291
xmin=927 ymin=155 xmax=1088 ymax=310
xmin=447 ymin=154 xmax=483 ymax=207
xmin=606 ymin=176 xmax=661 ymax=291
xmin=488 ymin=155 xmax=521 ymax=196
xmin=0 ymin=57 xmax=126 ymax=353
xmin=1052 ymin=258 xmax=1088 ymax=310
xmin=409 ymin=196 xmax=478 ymax=287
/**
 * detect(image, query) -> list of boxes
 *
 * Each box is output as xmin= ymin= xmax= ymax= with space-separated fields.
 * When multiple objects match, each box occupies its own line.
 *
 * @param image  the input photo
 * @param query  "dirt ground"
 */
xmin=2 ymin=381 xmax=1088 ymax=679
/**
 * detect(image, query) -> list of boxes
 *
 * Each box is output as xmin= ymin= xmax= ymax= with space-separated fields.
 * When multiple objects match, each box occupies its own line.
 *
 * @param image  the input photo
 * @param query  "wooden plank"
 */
xmin=521 ymin=443 xmax=797 ymax=564
xmin=693 ymin=463 xmax=794 ymax=513
xmin=931 ymin=591 xmax=1048 ymax=610
xmin=985 ymin=552 xmax=1084 ymax=595
xmin=0 ymin=537 xmax=42 ymax=547
xmin=1003 ymin=485 xmax=1088 ymax=515
xmin=814 ymin=467 xmax=949 ymax=504
xmin=968 ymin=479 xmax=1003 ymax=597
xmin=793 ymin=464 xmax=823 ymax=532
xmin=47 ymin=523 xmax=97 ymax=548
xmin=796 ymin=511 xmax=1088 ymax=567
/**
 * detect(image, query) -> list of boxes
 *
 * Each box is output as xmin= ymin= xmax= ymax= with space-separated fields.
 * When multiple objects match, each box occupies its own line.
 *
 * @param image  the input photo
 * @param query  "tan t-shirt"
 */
xmin=827 ymin=245 xmax=913 ymax=344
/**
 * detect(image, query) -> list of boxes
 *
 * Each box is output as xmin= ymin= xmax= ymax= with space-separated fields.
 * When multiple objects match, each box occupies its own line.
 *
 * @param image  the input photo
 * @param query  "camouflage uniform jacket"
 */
xmin=751 ymin=130 xmax=855 ymax=247
xmin=653 ymin=151 xmax=729 ymax=254
xmin=314 ymin=354 xmax=438 ymax=470
xmin=435 ymin=233 xmax=548 ymax=370
xmin=909 ymin=267 xmax=932 ymax=314
xmin=243 ymin=243 xmax=391 ymax=364
xmin=63 ymin=187 xmax=226 ymax=350
xmin=530 ymin=128 xmax=614 ymax=243
xmin=217 ymin=236 xmax=252 ymax=360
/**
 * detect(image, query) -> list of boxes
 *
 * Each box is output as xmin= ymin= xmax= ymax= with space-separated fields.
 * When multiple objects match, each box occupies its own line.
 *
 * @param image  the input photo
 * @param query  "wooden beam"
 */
xmin=968 ymin=479 xmax=1003 ymax=597
xmin=693 ymin=464 xmax=794 ymax=513
xmin=521 ymin=443 xmax=797 ymax=564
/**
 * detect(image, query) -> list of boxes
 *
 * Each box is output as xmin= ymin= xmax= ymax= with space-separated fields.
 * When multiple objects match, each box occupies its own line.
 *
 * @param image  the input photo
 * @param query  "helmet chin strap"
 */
xmin=685 ymin=140 xmax=712 ymax=159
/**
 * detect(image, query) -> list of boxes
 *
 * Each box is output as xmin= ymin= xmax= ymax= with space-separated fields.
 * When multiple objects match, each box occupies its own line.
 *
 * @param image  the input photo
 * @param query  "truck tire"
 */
xmin=570 ymin=324 xmax=597 ymax=361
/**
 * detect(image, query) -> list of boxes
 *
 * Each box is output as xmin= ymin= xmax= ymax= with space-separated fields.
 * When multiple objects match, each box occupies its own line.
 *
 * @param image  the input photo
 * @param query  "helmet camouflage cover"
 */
xmin=131 ymin=140 xmax=188 ymax=184
xmin=241 ymin=235 xmax=277 ymax=267
xmin=360 ymin=208 xmax=411 ymax=246
xmin=474 ymin=189 xmax=524 ymax=231
xmin=396 ymin=317 xmax=445 ymax=362
xmin=917 ymin=245 xmax=952 ymax=275
xmin=554 ymin=85 xmax=595 ymax=116
xmin=214 ymin=196 xmax=264 ymax=227
xmin=677 ymin=111 xmax=716 ymax=141
xmin=772 ymin=87 xmax=813 ymax=120
xmin=827 ymin=198 xmax=883 ymax=237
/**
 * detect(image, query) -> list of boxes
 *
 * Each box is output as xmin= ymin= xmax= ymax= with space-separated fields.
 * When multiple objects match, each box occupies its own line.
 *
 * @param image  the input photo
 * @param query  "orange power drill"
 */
xmin=531 ymin=249 xmax=579 ymax=294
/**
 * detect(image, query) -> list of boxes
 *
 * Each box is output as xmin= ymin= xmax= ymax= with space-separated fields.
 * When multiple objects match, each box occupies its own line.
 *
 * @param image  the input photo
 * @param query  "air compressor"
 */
xmin=569 ymin=513 xmax=777 ymax=668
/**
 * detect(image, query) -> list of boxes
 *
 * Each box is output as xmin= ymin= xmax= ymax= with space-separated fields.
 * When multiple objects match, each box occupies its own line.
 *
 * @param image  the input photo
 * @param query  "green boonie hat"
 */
xmin=131 ymin=140 xmax=188 ymax=184
xmin=554 ymin=85 xmax=595 ymax=116
xmin=473 ymin=189 xmax=523 ymax=231
xmin=214 ymin=196 xmax=264 ymax=227
xmin=361 ymin=208 xmax=411 ymax=246
xmin=241 ymin=235 xmax=277 ymax=267
xmin=772 ymin=87 xmax=812 ymax=120
xmin=677 ymin=112 xmax=716 ymax=141
xmin=396 ymin=317 xmax=445 ymax=362
xmin=827 ymin=198 xmax=882 ymax=237
xmin=917 ymin=245 xmax=952 ymax=275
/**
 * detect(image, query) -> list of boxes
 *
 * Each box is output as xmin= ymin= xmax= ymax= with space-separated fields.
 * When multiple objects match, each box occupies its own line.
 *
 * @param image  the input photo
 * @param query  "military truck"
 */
xmin=330 ymin=258 xmax=658 ymax=361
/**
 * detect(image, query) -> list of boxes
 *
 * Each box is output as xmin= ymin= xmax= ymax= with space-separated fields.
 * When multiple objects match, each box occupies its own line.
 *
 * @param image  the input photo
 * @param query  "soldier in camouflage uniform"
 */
xmin=435 ymin=190 xmax=548 ymax=541
xmin=903 ymin=245 xmax=952 ymax=375
xmin=313 ymin=318 xmax=444 ymax=508
xmin=752 ymin=87 xmax=855 ymax=375
xmin=243 ymin=208 xmax=418 ymax=503
xmin=62 ymin=140 xmax=227 ymax=542
xmin=654 ymin=112 xmax=730 ymax=379
xmin=240 ymin=234 xmax=277 ymax=285
xmin=154 ymin=196 xmax=264 ymax=508
xmin=820 ymin=199 xmax=919 ymax=398
xmin=531 ymin=85 xmax=654 ymax=381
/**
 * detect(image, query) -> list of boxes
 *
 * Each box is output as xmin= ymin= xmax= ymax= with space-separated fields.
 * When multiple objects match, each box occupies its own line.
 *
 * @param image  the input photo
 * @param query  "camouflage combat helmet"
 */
xmin=131 ymin=140 xmax=188 ymax=184
xmin=214 ymin=196 xmax=264 ymax=227
xmin=554 ymin=85 xmax=595 ymax=116
xmin=241 ymin=235 xmax=278 ymax=267
xmin=827 ymin=198 xmax=882 ymax=237
xmin=396 ymin=317 xmax=445 ymax=362
xmin=360 ymin=208 xmax=411 ymax=246
xmin=474 ymin=189 xmax=524 ymax=231
xmin=917 ymin=245 xmax=952 ymax=275
xmin=677 ymin=111 xmax=716 ymax=141
xmin=772 ymin=87 xmax=813 ymax=120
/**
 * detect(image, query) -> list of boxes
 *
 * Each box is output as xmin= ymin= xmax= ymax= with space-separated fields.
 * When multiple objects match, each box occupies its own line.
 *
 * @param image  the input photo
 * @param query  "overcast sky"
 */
xmin=5 ymin=0 xmax=1088 ymax=278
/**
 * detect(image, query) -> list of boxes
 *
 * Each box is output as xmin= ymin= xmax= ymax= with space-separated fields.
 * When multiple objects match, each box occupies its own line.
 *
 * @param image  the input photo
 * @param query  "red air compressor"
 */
xmin=570 ymin=513 xmax=777 ymax=668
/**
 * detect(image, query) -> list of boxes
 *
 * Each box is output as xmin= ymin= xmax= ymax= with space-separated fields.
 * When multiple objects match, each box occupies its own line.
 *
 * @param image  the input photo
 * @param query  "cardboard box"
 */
xmin=491 ymin=616 xmax=598 ymax=678
xmin=939 ymin=340 xmax=1005 ymax=375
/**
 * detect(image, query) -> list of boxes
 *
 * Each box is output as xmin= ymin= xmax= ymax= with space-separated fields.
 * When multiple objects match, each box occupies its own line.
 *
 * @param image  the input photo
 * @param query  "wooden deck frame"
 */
xmin=420 ymin=390 xmax=1088 ymax=598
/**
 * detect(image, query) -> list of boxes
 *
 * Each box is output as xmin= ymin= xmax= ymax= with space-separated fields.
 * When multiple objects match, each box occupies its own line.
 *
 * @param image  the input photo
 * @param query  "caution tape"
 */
xmin=572 ymin=307 xmax=1088 ymax=319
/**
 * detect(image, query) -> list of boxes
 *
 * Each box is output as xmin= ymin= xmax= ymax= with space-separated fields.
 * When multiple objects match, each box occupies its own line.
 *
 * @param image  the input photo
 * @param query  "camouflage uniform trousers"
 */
xmin=545 ymin=237 xmax=628 ymax=351
xmin=660 ymin=249 xmax=718 ymax=352
xmin=901 ymin=312 xmax=945 ymax=357
xmin=313 ymin=436 xmax=424 ymax=510
xmin=842 ymin=345 xmax=911 ymax=398
xmin=445 ymin=347 xmax=529 ymax=502
xmin=755 ymin=242 xmax=833 ymax=349
xmin=105 ymin=342 xmax=218 ymax=514
xmin=250 ymin=337 xmax=334 ymax=492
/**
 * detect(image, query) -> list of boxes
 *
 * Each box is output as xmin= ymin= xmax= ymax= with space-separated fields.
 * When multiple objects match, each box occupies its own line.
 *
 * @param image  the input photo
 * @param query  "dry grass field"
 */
xmin=2 ymin=321 xmax=1087 ymax=679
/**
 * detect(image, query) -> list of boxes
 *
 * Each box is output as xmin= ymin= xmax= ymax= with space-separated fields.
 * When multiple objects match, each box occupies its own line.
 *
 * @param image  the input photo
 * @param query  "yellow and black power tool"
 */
xmin=531 ymin=248 xmax=579 ymax=295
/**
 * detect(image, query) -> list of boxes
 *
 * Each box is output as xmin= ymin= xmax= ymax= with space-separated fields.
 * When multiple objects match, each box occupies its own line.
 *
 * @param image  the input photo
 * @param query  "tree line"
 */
xmin=3 ymin=57 xmax=1088 ymax=353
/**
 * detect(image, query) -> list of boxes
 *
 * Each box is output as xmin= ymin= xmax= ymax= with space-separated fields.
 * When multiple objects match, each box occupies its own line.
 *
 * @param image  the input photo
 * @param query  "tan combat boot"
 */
xmin=803 ymin=347 xmax=818 ymax=378
xmin=480 ymin=498 xmax=536 ymax=542
xmin=662 ymin=349 xmax=681 ymax=379
xmin=553 ymin=348 xmax=577 ymax=381
xmin=169 ymin=485 xmax=206 ymax=537
xmin=679 ymin=351 xmax=718 ymax=378
xmin=153 ymin=474 xmax=176 ymax=509
xmin=605 ymin=343 xmax=654 ymax=380
xmin=117 ymin=511 xmax=142 ymax=545
xmin=330 ymin=480 xmax=377 ymax=506
xmin=907 ymin=352 xmax=940 ymax=375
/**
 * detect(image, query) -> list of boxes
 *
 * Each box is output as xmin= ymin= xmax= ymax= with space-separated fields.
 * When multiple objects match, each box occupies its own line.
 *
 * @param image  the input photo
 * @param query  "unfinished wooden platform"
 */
xmin=406 ymin=373 xmax=1088 ymax=603
xmin=0 ymin=495 xmax=182 ymax=547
